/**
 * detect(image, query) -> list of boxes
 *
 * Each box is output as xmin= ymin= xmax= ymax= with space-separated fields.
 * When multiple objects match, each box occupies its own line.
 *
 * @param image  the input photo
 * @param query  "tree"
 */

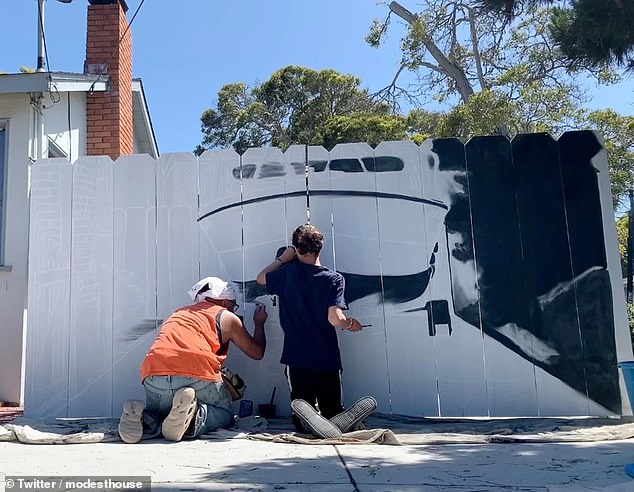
xmin=366 ymin=1 xmax=610 ymax=136
xmin=318 ymin=114 xmax=408 ymax=150
xmin=196 ymin=66 xmax=405 ymax=154
xmin=617 ymin=214 xmax=629 ymax=276
xmin=581 ymin=110 xmax=634 ymax=208
xmin=617 ymin=213 xmax=634 ymax=347
xmin=479 ymin=0 xmax=634 ymax=69
xmin=368 ymin=2 xmax=632 ymax=208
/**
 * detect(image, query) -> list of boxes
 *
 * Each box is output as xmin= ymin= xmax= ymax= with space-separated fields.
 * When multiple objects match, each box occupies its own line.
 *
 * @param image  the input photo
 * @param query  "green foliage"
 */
xmin=612 ymin=209 xmax=634 ymax=350
xmin=580 ymin=110 xmax=634 ymax=209
xmin=435 ymin=90 xmax=518 ymax=138
xmin=197 ymin=66 xmax=394 ymax=154
xmin=370 ymin=2 xmax=631 ymax=208
xmin=617 ymin=214 xmax=629 ymax=277
xmin=366 ymin=17 xmax=390 ymax=48
xmin=550 ymin=2 xmax=634 ymax=69
xmin=628 ymin=303 xmax=634 ymax=349
xmin=19 ymin=66 xmax=36 ymax=74
xmin=480 ymin=0 xmax=634 ymax=68
xmin=369 ymin=2 xmax=601 ymax=116
xmin=407 ymin=109 xmax=445 ymax=143
xmin=318 ymin=114 xmax=408 ymax=150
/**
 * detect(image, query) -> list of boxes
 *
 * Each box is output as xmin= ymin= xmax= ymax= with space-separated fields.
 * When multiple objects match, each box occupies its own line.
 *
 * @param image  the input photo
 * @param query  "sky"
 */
xmin=2 ymin=0 xmax=633 ymax=154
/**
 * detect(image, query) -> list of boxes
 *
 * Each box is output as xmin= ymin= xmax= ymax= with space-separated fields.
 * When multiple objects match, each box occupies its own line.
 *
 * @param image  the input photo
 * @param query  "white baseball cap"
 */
xmin=188 ymin=277 xmax=237 ymax=303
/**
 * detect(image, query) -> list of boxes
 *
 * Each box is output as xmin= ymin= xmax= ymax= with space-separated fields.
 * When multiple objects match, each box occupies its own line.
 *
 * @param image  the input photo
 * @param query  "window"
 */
xmin=329 ymin=158 xmax=363 ymax=173
xmin=362 ymin=156 xmax=404 ymax=172
xmin=47 ymin=137 xmax=68 ymax=159
xmin=0 ymin=124 xmax=6 ymax=264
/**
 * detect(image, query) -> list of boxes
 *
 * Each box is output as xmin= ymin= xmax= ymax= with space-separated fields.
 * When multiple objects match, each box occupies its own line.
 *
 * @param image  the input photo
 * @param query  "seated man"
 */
xmin=118 ymin=277 xmax=267 ymax=443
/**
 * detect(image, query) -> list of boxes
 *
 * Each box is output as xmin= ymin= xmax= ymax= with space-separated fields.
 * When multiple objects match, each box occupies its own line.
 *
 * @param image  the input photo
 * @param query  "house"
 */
xmin=0 ymin=0 xmax=158 ymax=406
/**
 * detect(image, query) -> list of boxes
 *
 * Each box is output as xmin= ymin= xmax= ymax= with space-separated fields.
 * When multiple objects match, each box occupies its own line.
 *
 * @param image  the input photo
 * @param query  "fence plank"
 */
xmin=326 ymin=142 xmax=391 ymax=412
xmin=156 ymin=153 xmax=199 ymax=319
xmin=373 ymin=140 xmax=442 ymax=416
xmin=68 ymin=156 xmax=114 ymax=416
xmin=239 ymin=146 xmax=290 ymax=414
xmin=198 ymin=149 xmax=242 ymax=283
xmin=424 ymin=138 xmax=490 ymax=416
xmin=466 ymin=135 xmax=539 ymax=416
xmin=558 ymin=131 xmax=621 ymax=414
xmin=112 ymin=154 xmax=157 ymax=415
xmin=25 ymin=158 xmax=73 ymax=418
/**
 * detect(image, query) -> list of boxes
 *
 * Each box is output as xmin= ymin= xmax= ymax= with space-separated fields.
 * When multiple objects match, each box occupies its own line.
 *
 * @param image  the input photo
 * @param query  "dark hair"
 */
xmin=292 ymin=224 xmax=324 ymax=255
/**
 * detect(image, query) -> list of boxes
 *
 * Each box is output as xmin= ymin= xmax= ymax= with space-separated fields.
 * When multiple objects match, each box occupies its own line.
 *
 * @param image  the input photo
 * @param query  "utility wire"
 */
xmin=87 ymin=0 xmax=146 ymax=94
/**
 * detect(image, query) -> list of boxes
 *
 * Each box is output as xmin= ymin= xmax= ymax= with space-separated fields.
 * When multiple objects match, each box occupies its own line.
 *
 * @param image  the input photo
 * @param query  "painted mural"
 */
xmin=25 ymin=132 xmax=631 ymax=419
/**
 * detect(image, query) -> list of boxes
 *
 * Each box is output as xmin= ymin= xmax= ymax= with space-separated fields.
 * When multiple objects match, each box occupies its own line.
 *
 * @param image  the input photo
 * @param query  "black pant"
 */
xmin=286 ymin=366 xmax=344 ymax=432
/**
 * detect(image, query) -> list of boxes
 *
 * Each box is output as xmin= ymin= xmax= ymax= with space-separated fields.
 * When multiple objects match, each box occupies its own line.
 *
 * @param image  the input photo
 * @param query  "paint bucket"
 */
xmin=239 ymin=399 xmax=253 ymax=418
xmin=618 ymin=361 xmax=634 ymax=411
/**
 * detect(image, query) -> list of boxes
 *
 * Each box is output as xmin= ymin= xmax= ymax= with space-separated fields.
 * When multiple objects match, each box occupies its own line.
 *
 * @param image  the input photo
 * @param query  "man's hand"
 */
xmin=278 ymin=246 xmax=297 ymax=263
xmin=254 ymin=304 xmax=268 ymax=326
xmin=257 ymin=246 xmax=296 ymax=286
xmin=346 ymin=318 xmax=363 ymax=332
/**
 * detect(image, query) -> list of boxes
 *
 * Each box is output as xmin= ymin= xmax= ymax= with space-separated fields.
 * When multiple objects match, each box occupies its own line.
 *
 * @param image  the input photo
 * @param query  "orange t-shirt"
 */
xmin=140 ymin=301 xmax=228 ymax=382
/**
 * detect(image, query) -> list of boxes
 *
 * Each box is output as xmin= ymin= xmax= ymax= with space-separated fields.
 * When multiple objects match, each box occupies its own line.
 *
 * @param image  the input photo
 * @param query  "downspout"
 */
xmin=28 ymin=93 xmax=47 ymax=165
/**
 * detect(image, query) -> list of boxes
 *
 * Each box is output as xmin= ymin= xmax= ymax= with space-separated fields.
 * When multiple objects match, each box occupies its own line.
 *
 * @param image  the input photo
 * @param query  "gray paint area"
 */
xmin=24 ymin=134 xmax=632 ymax=419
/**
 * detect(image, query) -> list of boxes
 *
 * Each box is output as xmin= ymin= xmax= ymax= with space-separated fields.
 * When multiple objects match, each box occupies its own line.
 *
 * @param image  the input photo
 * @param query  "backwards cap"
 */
xmin=188 ymin=277 xmax=237 ymax=303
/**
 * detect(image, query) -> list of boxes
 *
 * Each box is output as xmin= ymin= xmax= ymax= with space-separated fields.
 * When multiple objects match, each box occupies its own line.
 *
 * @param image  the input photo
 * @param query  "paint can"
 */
xmin=239 ymin=399 xmax=253 ymax=418
xmin=258 ymin=403 xmax=276 ymax=419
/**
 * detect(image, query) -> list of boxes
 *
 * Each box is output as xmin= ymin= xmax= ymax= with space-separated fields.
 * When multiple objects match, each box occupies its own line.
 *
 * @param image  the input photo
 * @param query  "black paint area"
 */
xmin=341 ymin=254 xmax=436 ymax=304
xmin=441 ymin=132 xmax=619 ymax=412
xmin=238 ymin=255 xmax=436 ymax=306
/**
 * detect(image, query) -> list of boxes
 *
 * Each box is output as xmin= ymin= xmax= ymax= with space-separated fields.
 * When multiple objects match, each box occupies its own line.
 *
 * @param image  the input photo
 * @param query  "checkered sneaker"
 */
xmin=290 ymin=399 xmax=342 ymax=439
xmin=330 ymin=396 xmax=377 ymax=433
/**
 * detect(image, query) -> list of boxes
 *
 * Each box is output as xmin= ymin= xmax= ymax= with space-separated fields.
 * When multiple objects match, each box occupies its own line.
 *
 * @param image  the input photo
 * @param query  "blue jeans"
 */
xmin=142 ymin=375 xmax=234 ymax=439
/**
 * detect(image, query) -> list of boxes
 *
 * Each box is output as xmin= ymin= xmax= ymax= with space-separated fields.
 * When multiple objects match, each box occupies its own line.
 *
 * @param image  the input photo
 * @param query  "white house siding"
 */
xmin=45 ymin=92 xmax=88 ymax=163
xmin=0 ymin=93 xmax=33 ymax=404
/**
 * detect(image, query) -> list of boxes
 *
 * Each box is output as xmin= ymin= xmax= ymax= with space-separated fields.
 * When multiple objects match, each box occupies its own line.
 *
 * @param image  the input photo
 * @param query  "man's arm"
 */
xmin=328 ymin=305 xmax=362 ymax=332
xmin=221 ymin=306 xmax=267 ymax=360
xmin=256 ymin=246 xmax=296 ymax=285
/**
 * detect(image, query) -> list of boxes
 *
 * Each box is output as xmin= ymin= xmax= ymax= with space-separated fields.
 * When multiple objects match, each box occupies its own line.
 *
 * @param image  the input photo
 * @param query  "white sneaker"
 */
xmin=118 ymin=400 xmax=145 ymax=444
xmin=161 ymin=387 xmax=197 ymax=442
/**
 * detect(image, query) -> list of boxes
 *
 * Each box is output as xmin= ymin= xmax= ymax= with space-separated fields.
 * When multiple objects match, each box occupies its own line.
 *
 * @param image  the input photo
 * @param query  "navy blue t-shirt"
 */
xmin=266 ymin=261 xmax=348 ymax=371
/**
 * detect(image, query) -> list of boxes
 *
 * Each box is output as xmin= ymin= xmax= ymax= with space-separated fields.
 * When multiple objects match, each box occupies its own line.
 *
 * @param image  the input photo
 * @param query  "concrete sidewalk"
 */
xmin=2 ymin=417 xmax=634 ymax=491
xmin=2 ymin=436 xmax=634 ymax=491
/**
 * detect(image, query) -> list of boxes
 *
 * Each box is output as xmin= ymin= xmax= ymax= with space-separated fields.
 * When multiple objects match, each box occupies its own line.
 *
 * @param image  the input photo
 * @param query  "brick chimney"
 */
xmin=84 ymin=0 xmax=133 ymax=159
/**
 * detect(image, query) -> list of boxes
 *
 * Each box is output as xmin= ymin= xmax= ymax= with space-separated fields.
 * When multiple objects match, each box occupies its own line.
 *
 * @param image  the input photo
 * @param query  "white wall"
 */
xmin=45 ymin=92 xmax=87 ymax=163
xmin=0 ymin=94 xmax=31 ymax=405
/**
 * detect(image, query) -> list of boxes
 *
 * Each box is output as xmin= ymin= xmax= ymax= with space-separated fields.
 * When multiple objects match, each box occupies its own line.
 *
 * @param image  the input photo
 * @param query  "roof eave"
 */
xmin=132 ymin=78 xmax=159 ymax=158
xmin=0 ymin=72 xmax=109 ymax=95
